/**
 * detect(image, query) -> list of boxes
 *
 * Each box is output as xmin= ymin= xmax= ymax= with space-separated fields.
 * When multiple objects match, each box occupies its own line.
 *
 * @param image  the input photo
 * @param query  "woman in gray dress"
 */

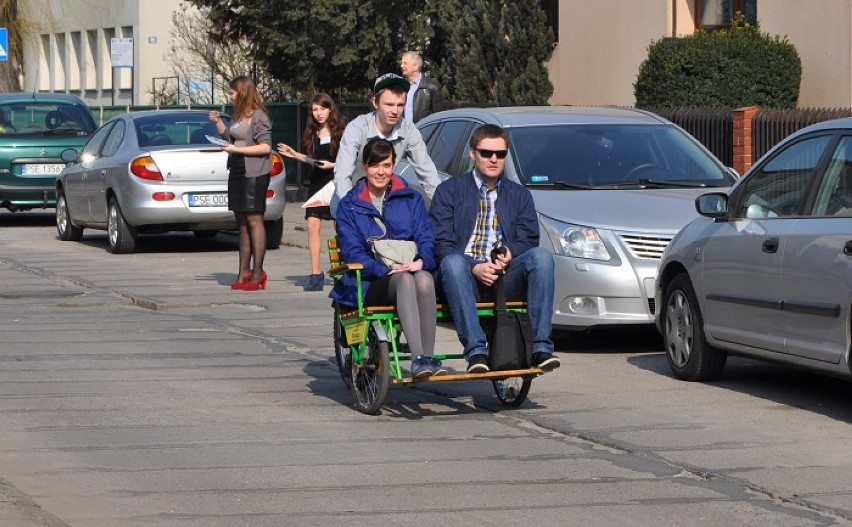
xmin=209 ymin=76 xmax=273 ymax=290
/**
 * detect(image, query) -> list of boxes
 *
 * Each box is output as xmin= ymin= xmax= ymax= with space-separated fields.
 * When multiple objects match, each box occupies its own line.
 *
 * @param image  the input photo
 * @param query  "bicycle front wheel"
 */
xmin=350 ymin=325 xmax=390 ymax=415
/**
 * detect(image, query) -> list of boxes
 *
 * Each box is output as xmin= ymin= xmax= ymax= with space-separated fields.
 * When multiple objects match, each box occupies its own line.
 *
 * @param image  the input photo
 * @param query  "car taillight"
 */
xmin=266 ymin=189 xmax=275 ymax=199
xmin=152 ymin=192 xmax=175 ymax=201
xmin=270 ymin=152 xmax=284 ymax=176
xmin=130 ymin=156 xmax=164 ymax=181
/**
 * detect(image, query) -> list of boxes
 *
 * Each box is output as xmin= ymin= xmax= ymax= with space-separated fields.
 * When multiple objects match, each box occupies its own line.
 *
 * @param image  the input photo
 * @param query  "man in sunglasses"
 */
xmin=430 ymin=124 xmax=560 ymax=373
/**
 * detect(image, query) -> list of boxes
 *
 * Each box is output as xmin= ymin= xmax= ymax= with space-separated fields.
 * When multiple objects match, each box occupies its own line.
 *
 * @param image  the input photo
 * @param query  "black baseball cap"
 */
xmin=373 ymin=73 xmax=410 ymax=94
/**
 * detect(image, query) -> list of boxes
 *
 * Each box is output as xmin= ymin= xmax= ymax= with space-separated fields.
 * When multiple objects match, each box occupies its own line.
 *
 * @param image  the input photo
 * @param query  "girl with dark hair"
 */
xmin=210 ymin=75 xmax=273 ymax=291
xmin=277 ymin=93 xmax=346 ymax=291
xmin=331 ymin=138 xmax=443 ymax=378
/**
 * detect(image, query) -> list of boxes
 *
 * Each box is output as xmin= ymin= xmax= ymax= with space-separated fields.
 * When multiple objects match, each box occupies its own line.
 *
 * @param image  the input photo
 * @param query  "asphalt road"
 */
xmin=1 ymin=209 xmax=851 ymax=526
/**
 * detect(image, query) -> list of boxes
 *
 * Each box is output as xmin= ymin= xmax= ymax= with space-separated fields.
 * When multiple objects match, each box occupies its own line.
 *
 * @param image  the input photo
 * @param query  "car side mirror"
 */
xmin=695 ymin=192 xmax=728 ymax=218
xmin=60 ymin=148 xmax=78 ymax=163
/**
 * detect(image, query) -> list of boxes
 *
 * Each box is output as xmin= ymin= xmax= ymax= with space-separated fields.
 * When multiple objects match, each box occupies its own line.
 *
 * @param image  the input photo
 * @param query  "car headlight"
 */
xmin=541 ymin=217 xmax=611 ymax=261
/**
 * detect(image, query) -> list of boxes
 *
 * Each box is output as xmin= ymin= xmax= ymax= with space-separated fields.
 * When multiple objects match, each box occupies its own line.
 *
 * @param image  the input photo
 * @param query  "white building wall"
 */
xmin=18 ymin=0 xmax=187 ymax=106
xmin=548 ymin=0 xmax=852 ymax=109
xmin=758 ymin=0 xmax=852 ymax=108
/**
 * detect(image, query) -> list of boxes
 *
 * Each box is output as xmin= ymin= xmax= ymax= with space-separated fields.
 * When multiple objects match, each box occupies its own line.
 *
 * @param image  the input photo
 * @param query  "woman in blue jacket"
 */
xmin=331 ymin=138 xmax=443 ymax=378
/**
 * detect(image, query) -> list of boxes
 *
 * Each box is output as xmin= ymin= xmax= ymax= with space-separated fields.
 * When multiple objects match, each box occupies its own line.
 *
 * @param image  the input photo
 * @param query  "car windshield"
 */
xmin=509 ymin=124 xmax=734 ymax=189
xmin=0 ymin=101 xmax=97 ymax=136
xmin=133 ymin=113 xmax=230 ymax=147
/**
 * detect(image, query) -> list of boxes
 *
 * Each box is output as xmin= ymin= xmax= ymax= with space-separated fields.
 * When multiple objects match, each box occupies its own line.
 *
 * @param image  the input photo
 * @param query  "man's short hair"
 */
xmin=373 ymin=73 xmax=410 ymax=100
xmin=402 ymin=51 xmax=423 ymax=70
xmin=470 ymin=124 xmax=511 ymax=150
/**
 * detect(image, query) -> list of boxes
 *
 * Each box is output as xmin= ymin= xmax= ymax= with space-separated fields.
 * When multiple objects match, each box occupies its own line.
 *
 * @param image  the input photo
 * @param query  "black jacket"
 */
xmin=412 ymin=76 xmax=444 ymax=123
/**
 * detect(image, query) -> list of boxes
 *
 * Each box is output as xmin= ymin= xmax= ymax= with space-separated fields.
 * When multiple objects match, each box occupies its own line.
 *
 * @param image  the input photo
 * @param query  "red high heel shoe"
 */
xmin=241 ymin=271 xmax=267 ymax=291
xmin=230 ymin=273 xmax=252 ymax=290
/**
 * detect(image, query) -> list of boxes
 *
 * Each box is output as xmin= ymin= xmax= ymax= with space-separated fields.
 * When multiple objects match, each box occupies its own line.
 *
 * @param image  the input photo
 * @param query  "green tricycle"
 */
xmin=328 ymin=238 xmax=548 ymax=415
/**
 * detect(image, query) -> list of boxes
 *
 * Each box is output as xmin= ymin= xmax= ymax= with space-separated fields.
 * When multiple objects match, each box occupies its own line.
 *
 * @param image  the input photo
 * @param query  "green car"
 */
xmin=0 ymin=92 xmax=98 ymax=211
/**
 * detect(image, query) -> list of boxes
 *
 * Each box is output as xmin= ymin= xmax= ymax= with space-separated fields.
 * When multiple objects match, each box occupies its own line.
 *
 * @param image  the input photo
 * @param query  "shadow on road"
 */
xmin=0 ymin=210 xmax=54 ymax=226
xmin=554 ymin=325 xmax=663 ymax=354
xmin=629 ymin=351 xmax=852 ymax=423
xmin=303 ymin=358 xmax=546 ymax=419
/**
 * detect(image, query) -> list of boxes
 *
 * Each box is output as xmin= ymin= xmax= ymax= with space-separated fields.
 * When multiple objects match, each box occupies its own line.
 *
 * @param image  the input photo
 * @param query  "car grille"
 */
xmin=617 ymin=233 xmax=673 ymax=260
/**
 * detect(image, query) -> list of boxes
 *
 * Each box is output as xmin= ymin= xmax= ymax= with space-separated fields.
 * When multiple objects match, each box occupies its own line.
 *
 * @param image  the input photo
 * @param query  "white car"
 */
xmin=55 ymin=110 xmax=286 ymax=254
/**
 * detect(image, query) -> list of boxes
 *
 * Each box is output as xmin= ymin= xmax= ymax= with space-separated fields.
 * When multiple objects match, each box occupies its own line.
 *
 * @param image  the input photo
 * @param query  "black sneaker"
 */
xmin=467 ymin=354 xmax=490 ymax=373
xmin=532 ymin=352 xmax=561 ymax=371
xmin=411 ymin=355 xmax=435 ymax=378
xmin=303 ymin=272 xmax=325 ymax=292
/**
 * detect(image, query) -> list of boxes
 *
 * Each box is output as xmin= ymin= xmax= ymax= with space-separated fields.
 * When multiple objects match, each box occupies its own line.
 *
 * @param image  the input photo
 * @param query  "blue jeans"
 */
xmin=438 ymin=247 xmax=555 ymax=360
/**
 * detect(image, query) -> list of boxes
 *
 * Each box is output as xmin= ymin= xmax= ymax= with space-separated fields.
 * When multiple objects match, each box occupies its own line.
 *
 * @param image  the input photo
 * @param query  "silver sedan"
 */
xmin=55 ymin=110 xmax=286 ymax=254
xmin=398 ymin=106 xmax=737 ymax=330
xmin=657 ymin=117 xmax=852 ymax=382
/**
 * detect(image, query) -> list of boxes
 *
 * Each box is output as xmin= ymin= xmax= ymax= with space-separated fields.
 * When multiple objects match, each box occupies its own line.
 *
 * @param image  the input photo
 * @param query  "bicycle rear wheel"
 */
xmin=493 ymin=377 xmax=532 ymax=407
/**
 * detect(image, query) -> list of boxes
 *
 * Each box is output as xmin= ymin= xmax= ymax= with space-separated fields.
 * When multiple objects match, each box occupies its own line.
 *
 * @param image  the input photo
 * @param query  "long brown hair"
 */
xmin=303 ymin=93 xmax=346 ymax=158
xmin=229 ymin=75 xmax=267 ymax=121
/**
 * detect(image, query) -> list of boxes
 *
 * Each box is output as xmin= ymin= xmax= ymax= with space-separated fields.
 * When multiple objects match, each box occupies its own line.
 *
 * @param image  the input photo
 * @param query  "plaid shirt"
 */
xmin=465 ymin=173 xmax=502 ymax=261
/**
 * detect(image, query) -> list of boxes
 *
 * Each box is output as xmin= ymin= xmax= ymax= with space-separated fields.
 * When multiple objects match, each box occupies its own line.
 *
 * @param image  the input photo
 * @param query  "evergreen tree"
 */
xmin=190 ymin=0 xmax=430 ymax=101
xmin=432 ymin=0 xmax=553 ymax=105
xmin=190 ymin=0 xmax=553 ymax=104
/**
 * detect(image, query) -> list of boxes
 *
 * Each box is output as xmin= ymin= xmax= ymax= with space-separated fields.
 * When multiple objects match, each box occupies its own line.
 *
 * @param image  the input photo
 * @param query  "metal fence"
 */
xmin=642 ymin=106 xmax=734 ymax=167
xmin=752 ymin=107 xmax=852 ymax=160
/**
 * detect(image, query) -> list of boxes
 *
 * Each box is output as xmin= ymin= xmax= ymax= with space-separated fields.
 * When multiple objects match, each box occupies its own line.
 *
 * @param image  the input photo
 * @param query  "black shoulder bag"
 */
xmin=482 ymin=249 xmax=533 ymax=370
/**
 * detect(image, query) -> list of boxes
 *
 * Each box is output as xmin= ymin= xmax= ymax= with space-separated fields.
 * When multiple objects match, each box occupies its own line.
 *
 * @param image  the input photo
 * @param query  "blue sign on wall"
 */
xmin=0 ymin=28 xmax=7 ymax=62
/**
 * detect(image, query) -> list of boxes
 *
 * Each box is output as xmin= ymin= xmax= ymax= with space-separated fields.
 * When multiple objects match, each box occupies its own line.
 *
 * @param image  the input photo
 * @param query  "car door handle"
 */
xmin=762 ymin=237 xmax=779 ymax=253
xmin=844 ymin=241 xmax=852 ymax=256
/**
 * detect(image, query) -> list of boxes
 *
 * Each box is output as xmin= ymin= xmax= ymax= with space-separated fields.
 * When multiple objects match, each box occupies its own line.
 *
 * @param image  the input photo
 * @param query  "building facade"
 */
xmin=547 ymin=0 xmax=852 ymax=108
xmin=17 ymin=0 xmax=852 ymax=110
xmin=18 ymin=0 xmax=187 ymax=106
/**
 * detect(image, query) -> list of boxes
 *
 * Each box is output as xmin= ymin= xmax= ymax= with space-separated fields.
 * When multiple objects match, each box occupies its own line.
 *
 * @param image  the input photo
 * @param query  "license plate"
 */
xmin=21 ymin=163 xmax=65 ymax=176
xmin=188 ymin=193 xmax=228 ymax=207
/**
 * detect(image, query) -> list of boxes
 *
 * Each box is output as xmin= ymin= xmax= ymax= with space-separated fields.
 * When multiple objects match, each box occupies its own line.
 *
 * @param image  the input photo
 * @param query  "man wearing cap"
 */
xmin=331 ymin=73 xmax=440 ymax=216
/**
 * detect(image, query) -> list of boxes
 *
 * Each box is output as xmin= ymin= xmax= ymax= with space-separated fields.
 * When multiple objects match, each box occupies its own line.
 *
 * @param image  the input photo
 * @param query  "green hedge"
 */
xmin=634 ymin=16 xmax=801 ymax=108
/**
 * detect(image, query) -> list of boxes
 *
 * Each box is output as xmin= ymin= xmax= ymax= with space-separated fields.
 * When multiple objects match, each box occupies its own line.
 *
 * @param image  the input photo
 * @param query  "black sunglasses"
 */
xmin=475 ymin=148 xmax=509 ymax=159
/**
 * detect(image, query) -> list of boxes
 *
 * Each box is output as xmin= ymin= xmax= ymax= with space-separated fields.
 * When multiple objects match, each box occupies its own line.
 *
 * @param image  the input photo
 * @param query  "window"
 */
xmin=100 ymin=121 xmax=126 ymax=157
xmin=428 ymin=121 xmax=470 ymax=174
xmin=696 ymin=0 xmax=757 ymax=29
xmin=812 ymin=137 xmax=852 ymax=216
xmin=81 ymin=122 xmax=114 ymax=160
xmin=737 ymin=134 xmax=830 ymax=219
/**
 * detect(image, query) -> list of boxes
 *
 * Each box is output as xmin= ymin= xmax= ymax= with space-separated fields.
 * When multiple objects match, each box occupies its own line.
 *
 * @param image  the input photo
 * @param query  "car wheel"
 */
xmin=193 ymin=230 xmax=218 ymax=239
xmin=55 ymin=189 xmax=83 ymax=241
xmin=107 ymin=198 xmax=137 ymax=254
xmin=265 ymin=217 xmax=283 ymax=250
xmin=663 ymin=273 xmax=727 ymax=381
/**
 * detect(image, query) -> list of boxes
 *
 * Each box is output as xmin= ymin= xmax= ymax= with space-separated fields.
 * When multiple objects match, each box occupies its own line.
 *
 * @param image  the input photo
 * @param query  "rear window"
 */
xmin=509 ymin=124 xmax=734 ymax=188
xmin=133 ymin=112 xmax=230 ymax=147
xmin=0 ymin=101 xmax=97 ymax=136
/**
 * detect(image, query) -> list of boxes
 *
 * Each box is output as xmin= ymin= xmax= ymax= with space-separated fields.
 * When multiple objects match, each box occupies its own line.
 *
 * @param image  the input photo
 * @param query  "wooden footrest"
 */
xmin=393 ymin=367 xmax=544 ymax=384
xmin=339 ymin=301 xmax=528 ymax=320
